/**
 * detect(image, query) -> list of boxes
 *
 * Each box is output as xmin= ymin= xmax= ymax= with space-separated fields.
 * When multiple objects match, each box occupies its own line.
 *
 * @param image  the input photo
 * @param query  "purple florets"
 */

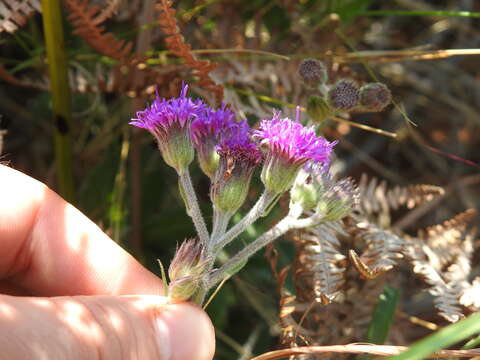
xmin=216 ymin=122 xmax=263 ymax=167
xmin=191 ymin=105 xmax=258 ymax=178
xmin=253 ymin=111 xmax=336 ymax=194
xmin=211 ymin=122 xmax=262 ymax=213
xmin=191 ymin=105 xmax=237 ymax=147
xmin=129 ymin=83 xmax=205 ymax=173
xmin=130 ymin=83 xmax=205 ymax=137
xmin=254 ymin=112 xmax=335 ymax=166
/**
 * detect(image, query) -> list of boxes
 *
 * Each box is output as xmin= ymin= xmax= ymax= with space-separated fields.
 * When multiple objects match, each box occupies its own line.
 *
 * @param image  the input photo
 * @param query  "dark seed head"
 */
xmin=298 ymin=59 xmax=328 ymax=87
xmin=327 ymin=79 xmax=360 ymax=110
xmin=359 ymin=82 xmax=392 ymax=112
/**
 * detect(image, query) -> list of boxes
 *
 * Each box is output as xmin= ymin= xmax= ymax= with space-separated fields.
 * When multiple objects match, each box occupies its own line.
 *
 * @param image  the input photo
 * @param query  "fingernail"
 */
xmin=154 ymin=302 xmax=215 ymax=360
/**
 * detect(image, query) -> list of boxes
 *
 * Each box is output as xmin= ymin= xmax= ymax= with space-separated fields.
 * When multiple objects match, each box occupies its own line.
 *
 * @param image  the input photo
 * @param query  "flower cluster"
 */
xmin=130 ymin=82 xmax=342 ymax=302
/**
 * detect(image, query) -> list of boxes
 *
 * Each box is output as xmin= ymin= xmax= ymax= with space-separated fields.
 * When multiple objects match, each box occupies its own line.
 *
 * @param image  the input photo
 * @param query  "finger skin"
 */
xmin=0 ymin=294 xmax=215 ymax=360
xmin=0 ymin=165 xmax=162 ymax=296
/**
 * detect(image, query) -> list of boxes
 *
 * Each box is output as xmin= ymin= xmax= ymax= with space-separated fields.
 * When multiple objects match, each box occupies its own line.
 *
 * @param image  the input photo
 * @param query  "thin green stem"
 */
xmin=213 ymin=189 xmax=277 ymax=252
xmin=208 ymin=214 xmax=295 ymax=289
xmin=178 ymin=170 xmax=210 ymax=245
xmin=361 ymin=10 xmax=480 ymax=18
xmin=210 ymin=207 xmax=232 ymax=249
xmin=41 ymin=0 xmax=75 ymax=202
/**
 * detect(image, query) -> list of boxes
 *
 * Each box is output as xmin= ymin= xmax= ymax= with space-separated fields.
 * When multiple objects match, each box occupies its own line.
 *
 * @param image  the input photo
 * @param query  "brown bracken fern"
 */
xmin=65 ymin=0 xmax=133 ymax=60
xmin=271 ymin=175 xmax=477 ymax=359
xmin=0 ymin=0 xmax=41 ymax=33
xmin=156 ymin=0 xmax=223 ymax=101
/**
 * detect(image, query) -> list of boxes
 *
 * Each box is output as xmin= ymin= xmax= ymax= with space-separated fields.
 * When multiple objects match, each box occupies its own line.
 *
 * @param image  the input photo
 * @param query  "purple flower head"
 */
xmin=191 ymin=104 xmax=237 ymax=147
xmin=129 ymin=83 xmax=205 ymax=173
xmin=254 ymin=112 xmax=335 ymax=166
xmin=210 ymin=123 xmax=262 ymax=213
xmin=253 ymin=111 xmax=336 ymax=194
xmin=131 ymin=83 xmax=205 ymax=134
xmin=216 ymin=121 xmax=263 ymax=168
xmin=190 ymin=105 xmax=243 ymax=178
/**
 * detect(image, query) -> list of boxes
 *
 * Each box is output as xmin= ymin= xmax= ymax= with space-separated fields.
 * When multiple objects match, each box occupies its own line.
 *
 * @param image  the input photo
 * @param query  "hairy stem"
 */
xmin=208 ymin=216 xmax=294 ymax=288
xmin=210 ymin=207 xmax=232 ymax=247
xmin=178 ymin=170 xmax=210 ymax=245
xmin=214 ymin=189 xmax=277 ymax=252
xmin=208 ymin=203 xmax=318 ymax=288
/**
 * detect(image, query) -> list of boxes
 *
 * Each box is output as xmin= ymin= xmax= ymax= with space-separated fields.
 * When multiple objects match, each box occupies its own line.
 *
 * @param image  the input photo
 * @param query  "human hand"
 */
xmin=0 ymin=165 xmax=215 ymax=360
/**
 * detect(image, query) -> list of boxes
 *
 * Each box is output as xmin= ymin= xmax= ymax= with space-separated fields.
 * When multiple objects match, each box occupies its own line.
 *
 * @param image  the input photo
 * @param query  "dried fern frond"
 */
xmin=0 ymin=0 xmax=41 ymax=33
xmin=348 ymin=220 xmax=408 ymax=279
xmin=89 ymin=0 xmax=120 ymax=24
xmin=417 ymin=209 xmax=477 ymax=270
xmin=407 ymin=209 xmax=478 ymax=322
xmin=295 ymin=222 xmax=347 ymax=305
xmin=156 ymin=0 xmax=223 ymax=101
xmin=459 ymin=277 xmax=480 ymax=310
xmin=408 ymin=244 xmax=464 ymax=322
xmin=65 ymin=0 xmax=133 ymax=60
xmin=95 ymin=57 xmax=181 ymax=97
xmin=358 ymin=174 xmax=444 ymax=225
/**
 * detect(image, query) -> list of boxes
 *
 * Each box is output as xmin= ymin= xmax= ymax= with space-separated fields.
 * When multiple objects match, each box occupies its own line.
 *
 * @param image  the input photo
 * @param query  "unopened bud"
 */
xmin=168 ymin=239 xmax=206 ymax=281
xmin=359 ymin=82 xmax=392 ymax=112
xmin=298 ymin=59 xmax=328 ymax=88
xmin=316 ymin=176 xmax=359 ymax=222
xmin=168 ymin=275 xmax=202 ymax=301
xmin=290 ymin=166 xmax=319 ymax=211
xmin=307 ymin=95 xmax=332 ymax=124
xmin=327 ymin=79 xmax=360 ymax=110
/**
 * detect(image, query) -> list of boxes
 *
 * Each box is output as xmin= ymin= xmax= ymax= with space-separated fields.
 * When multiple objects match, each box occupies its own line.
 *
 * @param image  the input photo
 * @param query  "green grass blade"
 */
xmin=389 ymin=312 xmax=480 ymax=360
xmin=360 ymin=286 xmax=399 ymax=360
xmin=462 ymin=333 xmax=480 ymax=350
xmin=361 ymin=10 xmax=480 ymax=18
xmin=367 ymin=286 xmax=400 ymax=344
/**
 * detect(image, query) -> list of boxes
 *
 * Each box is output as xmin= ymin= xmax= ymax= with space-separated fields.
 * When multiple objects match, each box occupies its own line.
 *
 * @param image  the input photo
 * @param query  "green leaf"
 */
xmin=389 ymin=312 xmax=480 ymax=360
xmin=367 ymin=286 xmax=400 ymax=344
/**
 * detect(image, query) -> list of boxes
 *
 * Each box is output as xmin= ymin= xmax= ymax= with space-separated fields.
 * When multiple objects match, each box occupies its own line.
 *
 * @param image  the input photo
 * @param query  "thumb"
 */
xmin=0 ymin=294 xmax=215 ymax=360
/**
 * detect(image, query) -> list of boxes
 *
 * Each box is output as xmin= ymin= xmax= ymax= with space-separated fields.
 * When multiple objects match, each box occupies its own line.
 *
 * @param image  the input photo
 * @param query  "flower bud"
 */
xmin=316 ymin=176 xmax=358 ymax=221
xmin=307 ymin=95 xmax=332 ymax=124
xmin=168 ymin=238 xmax=206 ymax=281
xmin=327 ymin=79 xmax=360 ymax=111
xmin=168 ymin=275 xmax=202 ymax=301
xmin=290 ymin=166 xmax=319 ymax=211
xmin=211 ymin=124 xmax=262 ymax=213
xmin=359 ymin=82 xmax=392 ymax=112
xmin=298 ymin=59 xmax=328 ymax=88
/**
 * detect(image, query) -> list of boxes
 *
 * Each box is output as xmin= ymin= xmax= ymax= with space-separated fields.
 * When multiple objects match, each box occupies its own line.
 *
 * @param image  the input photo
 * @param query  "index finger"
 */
xmin=0 ymin=165 xmax=162 ymax=296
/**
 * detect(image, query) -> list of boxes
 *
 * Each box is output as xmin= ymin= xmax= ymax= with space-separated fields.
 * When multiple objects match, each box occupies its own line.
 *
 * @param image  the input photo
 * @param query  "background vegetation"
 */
xmin=1 ymin=0 xmax=480 ymax=358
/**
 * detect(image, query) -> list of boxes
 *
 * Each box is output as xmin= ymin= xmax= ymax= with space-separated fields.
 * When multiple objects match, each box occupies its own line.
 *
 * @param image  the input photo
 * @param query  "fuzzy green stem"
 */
xmin=208 ymin=203 xmax=306 ymax=288
xmin=178 ymin=170 xmax=210 ymax=245
xmin=213 ymin=189 xmax=277 ymax=252
xmin=41 ymin=0 xmax=75 ymax=202
xmin=208 ymin=216 xmax=293 ymax=288
xmin=210 ymin=207 xmax=232 ymax=247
